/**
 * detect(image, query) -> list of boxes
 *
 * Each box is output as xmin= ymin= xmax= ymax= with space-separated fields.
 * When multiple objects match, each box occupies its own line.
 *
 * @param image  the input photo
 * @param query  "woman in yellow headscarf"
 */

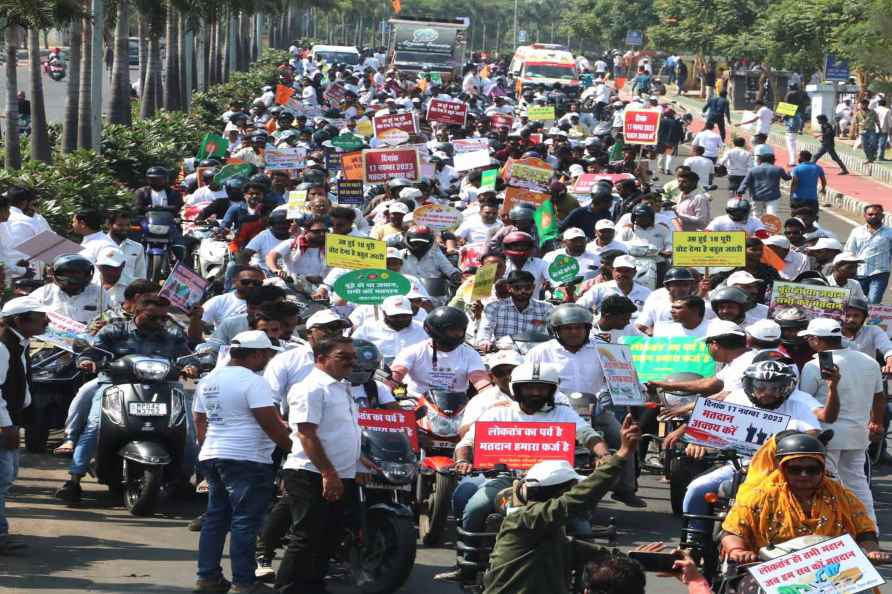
xmin=721 ymin=432 xmax=887 ymax=565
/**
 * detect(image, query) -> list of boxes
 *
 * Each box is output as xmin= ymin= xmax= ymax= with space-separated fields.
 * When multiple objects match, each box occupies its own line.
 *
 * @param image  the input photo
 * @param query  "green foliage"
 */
xmin=648 ymin=0 xmax=772 ymax=58
xmin=563 ymin=0 xmax=657 ymax=51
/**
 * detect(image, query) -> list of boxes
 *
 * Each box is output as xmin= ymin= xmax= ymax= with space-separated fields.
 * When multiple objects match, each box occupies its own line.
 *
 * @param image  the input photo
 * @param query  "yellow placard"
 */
xmin=286 ymin=190 xmax=307 ymax=220
xmin=355 ymin=116 xmax=374 ymax=138
xmin=671 ymin=231 xmax=746 ymax=267
xmin=470 ymin=263 xmax=498 ymax=301
xmin=325 ymin=233 xmax=386 ymax=270
xmin=775 ymin=102 xmax=799 ymax=117
xmin=526 ymin=105 xmax=555 ymax=121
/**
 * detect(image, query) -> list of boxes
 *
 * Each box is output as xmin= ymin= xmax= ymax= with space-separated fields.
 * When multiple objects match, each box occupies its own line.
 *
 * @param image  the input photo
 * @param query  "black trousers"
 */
xmin=275 ymin=469 xmax=354 ymax=594
xmin=706 ymin=117 xmax=727 ymax=141
xmin=813 ymin=143 xmax=848 ymax=172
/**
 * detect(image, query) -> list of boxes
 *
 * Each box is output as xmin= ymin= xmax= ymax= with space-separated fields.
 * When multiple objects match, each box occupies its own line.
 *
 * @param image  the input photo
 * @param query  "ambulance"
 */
xmin=509 ymin=44 xmax=581 ymax=96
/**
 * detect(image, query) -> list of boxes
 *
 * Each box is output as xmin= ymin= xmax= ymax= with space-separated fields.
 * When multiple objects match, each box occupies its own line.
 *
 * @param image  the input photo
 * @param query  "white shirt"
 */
xmin=0 ymin=328 xmax=30 ymax=427
xmin=844 ymin=324 xmax=892 ymax=360
xmin=246 ymin=230 xmax=287 ymax=271
xmin=393 ymin=341 xmax=486 ymax=396
xmin=590 ymin=321 xmax=643 ymax=343
xmin=525 ymin=339 xmax=606 ymax=395
xmin=636 ymin=287 xmax=673 ymax=328
xmin=459 ymin=384 xmax=512 ymax=432
xmin=264 ymin=344 xmax=315 ymax=408
xmin=285 ymin=367 xmax=362 ymax=478
xmin=457 ymin=398 xmax=597 ymax=450
xmin=719 ymin=147 xmax=753 ymax=177
xmin=618 ymin=225 xmax=672 ymax=255
xmin=577 ymin=280 xmax=651 ymax=314
xmin=755 ymin=106 xmax=774 ymax=135
xmin=455 ymin=218 xmax=503 ymax=245
xmin=351 ymin=381 xmax=396 ymax=409
xmin=80 ymin=231 xmax=116 ymax=263
xmin=201 ymin=292 xmax=247 ymax=327
xmin=29 ymin=283 xmax=110 ymax=324
xmin=827 ymin=275 xmax=867 ymax=302
xmin=716 ymin=349 xmax=758 ymax=394
xmin=351 ymin=319 xmax=429 ymax=361
xmin=586 ymin=239 xmax=628 ymax=257
xmin=0 ymin=207 xmax=51 ymax=276
xmin=107 ymin=235 xmax=148 ymax=280
xmin=683 ymin=156 xmax=716 ymax=188
xmin=653 ymin=318 xmax=709 ymax=338
xmin=272 ymin=240 xmax=328 ymax=279
xmin=779 ymin=249 xmax=809 ymax=280
xmin=542 ymin=249 xmax=600 ymax=281
xmin=705 ymin=215 xmax=765 ymax=235
xmin=193 ymin=366 xmax=278 ymax=464
xmin=692 ymin=130 xmax=724 ymax=158
xmin=503 ymin=257 xmax=550 ymax=298
xmin=800 ymin=348 xmax=883 ymax=450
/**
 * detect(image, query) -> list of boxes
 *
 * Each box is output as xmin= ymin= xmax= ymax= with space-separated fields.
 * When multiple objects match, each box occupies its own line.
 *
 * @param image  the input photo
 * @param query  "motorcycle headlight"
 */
xmin=169 ymin=388 xmax=186 ymax=427
xmin=426 ymin=408 xmax=461 ymax=438
xmin=148 ymin=224 xmax=170 ymax=235
xmin=102 ymin=387 xmax=125 ymax=426
xmin=133 ymin=360 xmax=171 ymax=381
xmin=380 ymin=461 xmax=417 ymax=485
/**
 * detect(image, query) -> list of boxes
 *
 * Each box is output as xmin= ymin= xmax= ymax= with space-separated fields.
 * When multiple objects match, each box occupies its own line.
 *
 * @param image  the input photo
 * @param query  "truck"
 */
xmin=387 ymin=17 xmax=469 ymax=82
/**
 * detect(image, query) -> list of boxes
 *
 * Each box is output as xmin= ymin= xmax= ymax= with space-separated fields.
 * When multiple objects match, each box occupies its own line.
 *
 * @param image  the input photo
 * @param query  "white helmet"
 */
xmin=510 ymin=362 xmax=560 ymax=391
xmin=523 ymin=460 xmax=585 ymax=501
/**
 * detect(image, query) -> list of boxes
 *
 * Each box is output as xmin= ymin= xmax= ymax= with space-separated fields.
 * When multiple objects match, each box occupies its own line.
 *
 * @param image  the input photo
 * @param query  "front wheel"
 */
xmin=147 ymin=252 xmax=167 ymax=285
xmin=353 ymin=509 xmax=416 ymax=594
xmin=124 ymin=464 xmax=163 ymax=516
xmin=419 ymin=472 xmax=455 ymax=546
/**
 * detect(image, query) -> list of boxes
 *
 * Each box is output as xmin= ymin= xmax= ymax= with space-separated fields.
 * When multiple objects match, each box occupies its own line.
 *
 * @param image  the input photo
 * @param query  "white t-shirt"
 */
xmin=393 ymin=341 xmax=486 ymax=396
xmin=684 ymin=156 xmax=716 ymax=188
xmin=201 ymin=292 xmax=247 ymax=327
xmin=636 ymin=287 xmax=673 ymax=328
xmin=705 ymin=216 xmax=766 ymax=236
xmin=525 ymin=339 xmax=606 ymax=395
xmin=351 ymin=319 xmax=429 ymax=361
xmin=692 ymin=130 xmax=724 ymax=158
xmin=653 ymin=318 xmax=709 ymax=338
xmin=457 ymin=399 xmax=597 ymax=450
xmin=576 ymin=280 xmax=651 ymax=314
xmin=715 ymin=349 xmax=757 ymax=394
xmin=503 ymin=257 xmax=550 ymax=298
xmin=350 ymin=381 xmax=396 ymax=408
xmin=246 ymin=229 xmax=287 ymax=270
xmin=193 ymin=366 xmax=277 ymax=464
xmin=755 ymin=106 xmax=774 ymax=135
xmin=271 ymin=240 xmax=328 ymax=278
xmin=542 ymin=249 xmax=600 ymax=281
xmin=724 ymin=387 xmax=820 ymax=434
xmin=459 ymin=384 xmax=512 ymax=432
xmin=455 ymin=218 xmax=503 ymax=244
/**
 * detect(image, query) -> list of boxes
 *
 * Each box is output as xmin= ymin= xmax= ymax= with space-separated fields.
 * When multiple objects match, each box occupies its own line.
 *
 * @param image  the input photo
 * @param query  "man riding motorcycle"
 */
xmin=29 ymin=254 xmax=110 ymax=324
xmin=399 ymin=226 xmax=461 ymax=290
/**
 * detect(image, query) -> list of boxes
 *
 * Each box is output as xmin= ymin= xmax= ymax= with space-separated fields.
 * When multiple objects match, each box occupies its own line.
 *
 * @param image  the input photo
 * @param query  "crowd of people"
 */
xmin=0 ymin=40 xmax=891 ymax=594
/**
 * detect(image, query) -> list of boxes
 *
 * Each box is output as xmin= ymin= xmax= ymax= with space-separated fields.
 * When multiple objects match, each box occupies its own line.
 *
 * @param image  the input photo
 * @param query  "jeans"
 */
xmin=682 ymin=464 xmax=736 ymax=531
xmin=276 ymin=469 xmax=354 ymax=594
xmin=862 ymin=131 xmax=879 ymax=162
xmin=592 ymin=409 xmax=636 ymax=496
xmin=879 ymin=134 xmax=889 ymax=160
xmin=728 ymin=176 xmax=745 ymax=198
xmin=825 ymin=449 xmax=876 ymax=525
xmin=813 ymin=144 xmax=848 ymax=173
xmin=858 ymin=272 xmax=890 ymax=304
xmin=197 ymin=459 xmax=274 ymax=587
xmin=64 ymin=378 xmax=103 ymax=441
xmin=0 ymin=447 xmax=20 ymax=539
xmin=70 ymin=393 xmax=102 ymax=476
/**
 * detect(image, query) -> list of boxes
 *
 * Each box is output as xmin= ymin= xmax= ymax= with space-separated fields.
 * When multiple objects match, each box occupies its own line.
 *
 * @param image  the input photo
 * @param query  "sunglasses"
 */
xmin=239 ymin=279 xmax=263 ymax=286
xmin=785 ymin=464 xmax=823 ymax=476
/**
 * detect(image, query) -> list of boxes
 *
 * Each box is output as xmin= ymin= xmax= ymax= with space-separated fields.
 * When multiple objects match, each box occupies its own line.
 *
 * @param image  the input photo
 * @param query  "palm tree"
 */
xmin=4 ymin=25 xmax=21 ymax=169
xmin=162 ymin=5 xmax=180 ymax=110
xmin=107 ymin=0 xmax=130 ymax=125
xmin=62 ymin=16 xmax=81 ymax=152
xmin=138 ymin=1 xmax=162 ymax=118
xmin=77 ymin=9 xmax=92 ymax=148
xmin=28 ymin=27 xmax=50 ymax=162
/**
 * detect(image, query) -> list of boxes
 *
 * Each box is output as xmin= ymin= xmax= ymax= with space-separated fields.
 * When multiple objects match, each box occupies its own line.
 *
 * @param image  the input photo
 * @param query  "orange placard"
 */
xmin=341 ymin=151 xmax=364 ymax=181
xmin=761 ymin=214 xmax=782 ymax=235
xmin=274 ymin=84 xmax=295 ymax=106
xmin=500 ymin=186 xmax=549 ymax=216
xmin=761 ymin=246 xmax=785 ymax=272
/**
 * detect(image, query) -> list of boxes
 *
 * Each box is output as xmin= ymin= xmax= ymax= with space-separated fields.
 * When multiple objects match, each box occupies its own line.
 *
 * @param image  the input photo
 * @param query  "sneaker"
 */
xmin=193 ymin=576 xmax=231 ymax=593
xmin=231 ymin=583 xmax=276 ymax=593
xmin=433 ymin=567 xmax=474 ymax=583
xmin=839 ymin=170 xmax=849 ymax=175
xmin=254 ymin=559 xmax=275 ymax=582
xmin=611 ymin=492 xmax=648 ymax=508
xmin=54 ymin=480 xmax=82 ymax=503
xmin=188 ymin=514 xmax=205 ymax=532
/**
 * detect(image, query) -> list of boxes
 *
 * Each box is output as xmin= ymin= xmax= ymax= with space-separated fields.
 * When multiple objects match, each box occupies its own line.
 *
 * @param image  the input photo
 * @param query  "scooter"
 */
xmin=626 ymin=241 xmax=662 ymax=290
xmin=24 ymin=341 xmax=85 ymax=453
xmin=45 ymin=60 xmax=66 ymax=81
xmin=189 ymin=223 xmax=230 ymax=296
xmin=141 ymin=207 xmax=182 ymax=284
xmin=95 ymin=354 xmax=197 ymax=516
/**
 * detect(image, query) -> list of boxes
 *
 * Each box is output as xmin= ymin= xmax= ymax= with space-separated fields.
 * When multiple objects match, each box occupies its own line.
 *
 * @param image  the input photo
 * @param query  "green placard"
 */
xmin=430 ymin=72 xmax=443 ymax=85
xmin=197 ymin=133 xmax=229 ymax=160
xmin=480 ymin=169 xmax=497 ymax=192
xmin=618 ymin=336 xmax=716 ymax=382
xmin=213 ymin=163 xmax=254 ymax=185
xmin=331 ymin=133 xmax=365 ymax=151
xmin=333 ymin=268 xmax=411 ymax=305
xmin=547 ymin=254 xmax=580 ymax=284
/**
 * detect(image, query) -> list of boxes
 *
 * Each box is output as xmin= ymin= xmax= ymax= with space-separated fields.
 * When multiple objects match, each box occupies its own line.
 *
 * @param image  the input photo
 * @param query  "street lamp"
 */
xmin=513 ymin=0 xmax=518 ymax=48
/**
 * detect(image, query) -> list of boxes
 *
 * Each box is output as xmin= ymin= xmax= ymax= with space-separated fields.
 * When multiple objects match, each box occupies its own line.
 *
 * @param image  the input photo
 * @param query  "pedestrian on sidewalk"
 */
xmin=844 ymin=204 xmax=892 ymax=303
xmin=736 ymin=145 xmax=791 ymax=216
xmin=853 ymin=99 xmax=880 ymax=164
xmin=812 ymin=114 xmax=849 ymax=175
xmin=790 ymin=151 xmax=826 ymax=210
xmin=718 ymin=137 xmax=753 ymax=198
xmin=703 ymin=90 xmax=732 ymax=140
xmin=684 ymin=145 xmax=716 ymax=192
xmin=875 ymin=98 xmax=891 ymax=161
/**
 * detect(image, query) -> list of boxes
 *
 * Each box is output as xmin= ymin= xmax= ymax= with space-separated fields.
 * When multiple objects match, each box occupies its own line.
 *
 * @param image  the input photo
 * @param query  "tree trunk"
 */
xmin=77 ymin=13 xmax=93 ymax=149
xmin=108 ymin=0 xmax=131 ymax=126
xmin=195 ymin=19 xmax=207 ymax=91
xmin=163 ymin=6 xmax=180 ymax=111
xmin=140 ymin=20 xmax=161 ymax=118
xmin=5 ymin=27 xmax=20 ymax=170
xmin=221 ymin=12 xmax=231 ymax=81
xmin=62 ymin=18 xmax=81 ymax=153
xmin=209 ymin=18 xmax=219 ymax=85
xmin=138 ymin=14 xmax=146 ymax=97
xmin=28 ymin=28 xmax=51 ymax=163
xmin=178 ymin=11 xmax=188 ymax=108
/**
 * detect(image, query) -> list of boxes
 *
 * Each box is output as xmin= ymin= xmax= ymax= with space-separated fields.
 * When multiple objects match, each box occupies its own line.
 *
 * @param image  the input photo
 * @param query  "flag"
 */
xmin=392 ymin=0 xmax=401 ymax=12
xmin=533 ymin=200 xmax=559 ymax=247
xmin=197 ymin=133 xmax=229 ymax=160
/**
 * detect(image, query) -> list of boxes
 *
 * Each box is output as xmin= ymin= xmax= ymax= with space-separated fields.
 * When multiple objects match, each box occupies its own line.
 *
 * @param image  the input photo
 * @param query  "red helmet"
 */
xmin=503 ymin=231 xmax=534 ymax=258
xmin=406 ymin=225 xmax=434 ymax=246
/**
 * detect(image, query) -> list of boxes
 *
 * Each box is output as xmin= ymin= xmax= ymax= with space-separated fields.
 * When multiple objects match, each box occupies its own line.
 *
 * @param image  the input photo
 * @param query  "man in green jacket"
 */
xmin=482 ymin=415 xmax=641 ymax=594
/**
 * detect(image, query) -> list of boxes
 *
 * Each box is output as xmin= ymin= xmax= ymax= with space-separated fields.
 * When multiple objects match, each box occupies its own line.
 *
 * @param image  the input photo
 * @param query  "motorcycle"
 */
xmin=95 ymin=354 xmax=201 ymax=516
xmin=140 ymin=207 xmax=182 ymax=284
xmin=44 ymin=60 xmax=66 ymax=81
xmin=188 ymin=223 xmax=230 ymax=296
xmin=494 ymin=329 xmax=550 ymax=357
xmin=24 ymin=340 xmax=86 ymax=453
xmin=344 ymin=428 xmax=417 ymax=594
xmin=626 ymin=241 xmax=662 ymax=290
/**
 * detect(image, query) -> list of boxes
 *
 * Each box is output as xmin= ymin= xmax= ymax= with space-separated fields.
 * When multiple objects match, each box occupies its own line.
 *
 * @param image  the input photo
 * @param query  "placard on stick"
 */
xmin=324 ymin=233 xmax=386 ymax=270
xmin=473 ymin=421 xmax=575 ymax=469
xmin=683 ymin=397 xmax=790 ymax=455
xmin=672 ymin=231 xmax=746 ymax=267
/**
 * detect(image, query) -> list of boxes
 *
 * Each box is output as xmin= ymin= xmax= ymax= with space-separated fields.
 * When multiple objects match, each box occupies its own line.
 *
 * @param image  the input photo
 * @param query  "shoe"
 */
xmin=611 ymin=492 xmax=648 ymax=508
xmin=188 ymin=513 xmax=205 ymax=532
xmin=54 ymin=480 xmax=82 ymax=503
xmin=231 ymin=583 xmax=276 ymax=593
xmin=434 ymin=568 xmax=468 ymax=583
xmin=254 ymin=559 xmax=275 ymax=582
xmin=839 ymin=170 xmax=850 ymax=175
xmin=193 ymin=576 xmax=231 ymax=593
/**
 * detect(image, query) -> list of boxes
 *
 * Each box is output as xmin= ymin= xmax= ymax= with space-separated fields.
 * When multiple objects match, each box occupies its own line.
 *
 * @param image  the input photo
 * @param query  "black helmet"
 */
xmin=742 ymin=360 xmax=797 ymax=409
xmin=267 ymin=208 xmax=289 ymax=226
xmin=248 ymin=173 xmax=272 ymax=191
xmin=774 ymin=306 xmax=809 ymax=347
xmin=508 ymin=204 xmax=535 ymax=224
xmin=725 ymin=198 xmax=751 ymax=222
xmin=406 ymin=225 xmax=434 ymax=246
xmin=146 ymin=165 xmax=167 ymax=179
xmin=590 ymin=182 xmax=612 ymax=202
xmin=277 ymin=111 xmax=295 ymax=122
xmin=663 ymin=267 xmax=695 ymax=285
xmin=423 ymin=306 xmax=468 ymax=351
xmin=774 ymin=431 xmax=826 ymax=460
xmin=547 ymin=304 xmax=593 ymax=335
xmin=348 ymin=339 xmax=382 ymax=386
xmin=224 ymin=176 xmax=247 ymax=198
xmin=52 ymin=254 xmax=94 ymax=293
xmin=631 ymin=204 xmax=654 ymax=224
xmin=198 ymin=158 xmax=221 ymax=169
xmin=846 ymin=296 xmax=870 ymax=314
xmin=302 ymin=169 xmax=327 ymax=186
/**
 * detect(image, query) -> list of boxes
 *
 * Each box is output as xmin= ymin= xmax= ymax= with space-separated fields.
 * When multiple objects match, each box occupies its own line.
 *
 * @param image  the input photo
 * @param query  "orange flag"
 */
xmin=274 ymin=84 xmax=295 ymax=106
xmin=761 ymin=247 xmax=785 ymax=272
xmin=392 ymin=0 xmax=401 ymax=12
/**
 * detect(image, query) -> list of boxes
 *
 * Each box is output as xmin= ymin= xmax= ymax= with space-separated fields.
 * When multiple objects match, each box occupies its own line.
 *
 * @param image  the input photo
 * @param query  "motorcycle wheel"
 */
xmin=147 ymin=253 xmax=166 ymax=285
xmin=24 ymin=409 xmax=50 ymax=453
xmin=353 ymin=509 xmax=417 ymax=594
xmin=419 ymin=472 xmax=455 ymax=546
xmin=124 ymin=464 xmax=163 ymax=516
xmin=669 ymin=456 xmax=711 ymax=516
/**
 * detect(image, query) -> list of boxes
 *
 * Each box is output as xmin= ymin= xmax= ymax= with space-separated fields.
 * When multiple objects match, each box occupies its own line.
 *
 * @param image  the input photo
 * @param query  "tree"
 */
xmin=137 ymin=0 xmax=163 ymax=118
xmin=647 ymin=0 xmax=771 ymax=59
xmin=830 ymin=0 xmax=892 ymax=88
xmin=4 ymin=25 xmax=20 ymax=169
xmin=107 ymin=0 xmax=131 ymax=125
xmin=163 ymin=5 xmax=180 ymax=110
xmin=77 ymin=8 xmax=92 ymax=148
xmin=563 ymin=0 xmax=657 ymax=51
xmin=63 ymin=16 xmax=81 ymax=152
xmin=28 ymin=27 xmax=50 ymax=162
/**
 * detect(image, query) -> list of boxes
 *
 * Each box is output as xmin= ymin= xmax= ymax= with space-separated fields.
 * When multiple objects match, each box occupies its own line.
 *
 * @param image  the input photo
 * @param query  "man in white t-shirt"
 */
xmin=636 ymin=267 xmax=697 ymax=334
xmin=737 ymin=99 xmax=775 ymax=136
xmin=454 ymin=202 xmax=503 ymax=245
xmin=192 ymin=330 xmax=291 ymax=593
xmin=458 ymin=350 xmax=524 ymax=435
xmin=542 ymin=228 xmax=600 ymax=282
xmin=692 ymin=121 xmax=725 ymax=160
xmin=350 ymin=296 xmax=429 ymax=362
xmin=577 ymin=254 xmax=652 ymax=315
xmin=201 ymin=267 xmax=264 ymax=328
xmin=705 ymin=198 xmax=766 ymax=236
xmin=241 ymin=210 xmax=292 ymax=272
xmin=653 ymin=295 xmax=709 ymax=338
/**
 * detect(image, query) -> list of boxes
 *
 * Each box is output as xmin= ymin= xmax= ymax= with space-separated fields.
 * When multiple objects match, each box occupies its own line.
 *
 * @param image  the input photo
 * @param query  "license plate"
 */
xmin=129 ymin=402 xmax=168 ymax=416
xmin=430 ymin=440 xmax=455 ymax=449
xmin=366 ymin=481 xmax=412 ymax=491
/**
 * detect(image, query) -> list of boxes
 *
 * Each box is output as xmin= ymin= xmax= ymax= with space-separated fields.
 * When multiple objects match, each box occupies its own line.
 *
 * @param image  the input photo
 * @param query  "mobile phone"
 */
xmin=627 ymin=406 xmax=642 ymax=422
xmin=819 ymin=351 xmax=834 ymax=378
xmin=628 ymin=551 xmax=678 ymax=573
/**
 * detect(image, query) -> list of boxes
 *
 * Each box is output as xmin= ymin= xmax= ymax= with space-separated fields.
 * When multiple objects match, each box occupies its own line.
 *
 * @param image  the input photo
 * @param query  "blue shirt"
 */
xmin=791 ymin=162 xmax=824 ymax=201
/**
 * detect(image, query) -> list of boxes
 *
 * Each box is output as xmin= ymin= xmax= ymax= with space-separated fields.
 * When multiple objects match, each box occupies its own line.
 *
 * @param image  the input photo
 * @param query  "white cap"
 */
xmin=386 ymin=247 xmax=404 ymax=261
xmin=595 ymin=219 xmax=615 ymax=231
xmin=612 ymin=254 xmax=637 ymax=269
xmin=306 ymin=309 xmax=349 ymax=330
xmin=563 ymin=227 xmax=586 ymax=240
xmin=746 ymin=319 xmax=782 ymax=342
xmin=381 ymin=295 xmax=413 ymax=316
xmin=763 ymin=235 xmax=791 ymax=249
xmin=525 ymin=459 xmax=586 ymax=486
xmin=399 ymin=187 xmax=423 ymax=200
xmin=96 ymin=246 xmax=126 ymax=267
xmin=1 ymin=296 xmax=49 ymax=318
xmin=404 ymin=211 xmax=414 ymax=224
xmin=832 ymin=252 xmax=863 ymax=266
xmin=389 ymin=202 xmax=409 ymax=214
xmin=806 ymin=238 xmax=843 ymax=252
xmin=230 ymin=330 xmax=283 ymax=351
xmin=406 ymin=283 xmax=425 ymax=299
xmin=798 ymin=318 xmax=842 ymax=338
xmin=485 ymin=349 xmax=524 ymax=370
xmin=726 ymin=271 xmax=761 ymax=286
xmin=699 ymin=319 xmax=746 ymax=341
xmin=568 ymin=164 xmax=584 ymax=177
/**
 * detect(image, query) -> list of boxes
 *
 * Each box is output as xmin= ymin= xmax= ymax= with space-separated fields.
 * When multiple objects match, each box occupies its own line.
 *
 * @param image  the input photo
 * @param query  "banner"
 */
xmin=623 ymin=109 xmax=661 ymax=145
xmin=341 ymin=151 xmax=365 ymax=180
xmin=595 ymin=343 xmax=646 ymax=406
xmin=363 ymin=147 xmax=421 ymax=183
xmin=507 ymin=162 xmax=553 ymax=193
xmin=358 ymin=407 xmax=419 ymax=452
xmin=197 ymin=133 xmax=229 ymax=160
xmin=325 ymin=233 xmax=387 ymax=270
xmin=867 ymin=304 xmax=892 ymax=332
xmin=473 ymin=421 xmax=576 ymax=469
xmin=672 ymin=231 xmax=746 ymax=267
xmin=618 ymin=336 xmax=716 ymax=382
xmin=480 ymin=169 xmax=498 ymax=192
xmin=331 ymin=133 xmax=365 ymax=152
xmin=213 ymin=163 xmax=254 ymax=185
xmin=286 ymin=190 xmax=307 ymax=219
xmin=159 ymin=263 xmax=209 ymax=313
xmin=336 ymin=180 xmax=364 ymax=206
xmin=264 ymin=146 xmax=307 ymax=171
xmin=684 ymin=397 xmax=790 ymax=454
xmin=325 ymin=151 xmax=341 ymax=173
xmin=526 ymin=105 xmax=556 ymax=121
xmin=412 ymin=204 xmax=463 ymax=230
xmin=323 ymin=82 xmax=347 ymax=104
xmin=373 ymin=112 xmax=417 ymax=139
xmin=547 ymin=254 xmax=580 ymax=284
xmin=500 ymin=186 xmax=549 ymax=216
xmin=769 ymin=281 xmax=850 ymax=321
xmin=489 ymin=113 xmax=514 ymax=130
xmin=570 ymin=172 xmax=635 ymax=194
xmin=748 ymin=534 xmax=884 ymax=594
xmin=12 ymin=230 xmax=82 ymax=265
xmin=775 ymin=102 xmax=799 ymax=117
xmin=427 ymin=98 xmax=468 ymax=126
xmin=453 ymin=138 xmax=490 ymax=154
xmin=333 ymin=269 xmax=411 ymax=305
xmin=454 ymin=149 xmax=491 ymax=172
xmin=470 ymin=263 xmax=499 ymax=301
